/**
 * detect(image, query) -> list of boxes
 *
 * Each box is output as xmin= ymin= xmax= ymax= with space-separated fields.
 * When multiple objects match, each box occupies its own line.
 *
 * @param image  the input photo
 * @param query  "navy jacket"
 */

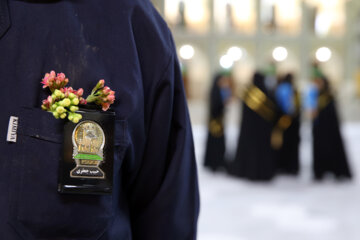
xmin=0 ymin=0 xmax=200 ymax=239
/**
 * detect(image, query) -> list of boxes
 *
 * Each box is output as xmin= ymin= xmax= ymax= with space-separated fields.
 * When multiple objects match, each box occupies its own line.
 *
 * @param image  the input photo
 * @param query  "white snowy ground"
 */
xmin=190 ymin=101 xmax=360 ymax=240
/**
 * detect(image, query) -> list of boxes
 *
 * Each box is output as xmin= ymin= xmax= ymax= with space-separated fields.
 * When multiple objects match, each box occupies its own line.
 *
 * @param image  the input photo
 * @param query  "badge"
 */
xmin=58 ymin=108 xmax=115 ymax=195
xmin=71 ymin=120 xmax=106 ymax=179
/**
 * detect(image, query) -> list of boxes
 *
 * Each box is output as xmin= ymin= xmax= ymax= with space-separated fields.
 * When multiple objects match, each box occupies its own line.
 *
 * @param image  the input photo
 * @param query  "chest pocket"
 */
xmin=9 ymin=107 xmax=128 ymax=240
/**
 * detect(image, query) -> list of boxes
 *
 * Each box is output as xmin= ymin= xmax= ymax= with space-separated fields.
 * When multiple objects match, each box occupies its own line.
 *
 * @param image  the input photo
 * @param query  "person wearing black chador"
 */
xmin=274 ymin=73 xmax=301 ymax=175
xmin=306 ymin=73 xmax=352 ymax=180
xmin=204 ymin=73 xmax=233 ymax=171
xmin=228 ymin=72 xmax=279 ymax=181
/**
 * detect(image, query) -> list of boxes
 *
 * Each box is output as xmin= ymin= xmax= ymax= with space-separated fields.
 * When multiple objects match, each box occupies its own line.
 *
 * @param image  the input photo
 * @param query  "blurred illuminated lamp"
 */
xmin=220 ymin=55 xmax=234 ymax=69
xmin=179 ymin=44 xmax=195 ymax=60
xmin=316 ymin=47 xmax=332 ymax=62
xmin=227 ymin=46 xmax=243 ymax=61
xmin=272 ymin=46 xmax=288 ymax=62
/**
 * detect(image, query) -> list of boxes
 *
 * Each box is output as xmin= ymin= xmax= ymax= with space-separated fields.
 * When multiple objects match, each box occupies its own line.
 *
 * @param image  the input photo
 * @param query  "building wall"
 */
xmin=151 ymin=0 xmax=360 ymax=121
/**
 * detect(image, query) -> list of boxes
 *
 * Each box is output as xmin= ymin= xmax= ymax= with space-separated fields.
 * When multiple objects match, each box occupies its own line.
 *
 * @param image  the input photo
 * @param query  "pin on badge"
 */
xmin=71 ymin=121 xmax=106 ymax=179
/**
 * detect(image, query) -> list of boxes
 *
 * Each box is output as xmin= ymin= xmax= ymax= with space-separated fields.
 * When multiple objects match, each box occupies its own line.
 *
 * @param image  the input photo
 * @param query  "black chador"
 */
xmin=204 ymin=73 xmax=232 ymax=171
xmin=228 ymin=72 xmax=278 ymax=181
xmin=312 ymin=76 xmax=352 ymax=180
xmin=274 ymin=74 xmax=301 ymax=175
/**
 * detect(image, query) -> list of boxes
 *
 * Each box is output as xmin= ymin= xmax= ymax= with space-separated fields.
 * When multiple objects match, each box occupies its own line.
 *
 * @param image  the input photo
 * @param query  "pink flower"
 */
xmin=59 ymin=87 xmax=86 ymax=105
xmin=41 ymin=70 xmax=68 ymax=92
xmin=61 ymin=87 xmax=83 ymax=97
xmin=80 ymin=98 xmax=87 ymax=105
xmin=76 ymin=88 xmax=84 ymax=96
xmin=61 ymin=87 xmax=73 ymax=93
xmin=98 ymin=79 xmax=105 ymax=88
xmin=103 ymin=86 xmax=111 ymax=94
xmin=41 ymin=71 xmax=55 ymax=88
xmin=41 ymin=79 xmax=49 ymax=88
xmin=57 ymin=73 xmax=65 ymax=81
xmin=61 ymin=87 xmax=71 ymax=94
xmin=101 ymin=102 xmax=110 ymax=111
xmin=86 ymin=79 xmax=116 ymax=111
xmin=41 ymin=95 xmax=53 ymax=110
xmin=107 ymin=94 xmax=115 ymax=102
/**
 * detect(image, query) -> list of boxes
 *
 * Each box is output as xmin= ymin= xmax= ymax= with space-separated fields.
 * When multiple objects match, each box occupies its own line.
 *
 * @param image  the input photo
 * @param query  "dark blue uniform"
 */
xmin=0 ymin=0 xmax=200 ymax=239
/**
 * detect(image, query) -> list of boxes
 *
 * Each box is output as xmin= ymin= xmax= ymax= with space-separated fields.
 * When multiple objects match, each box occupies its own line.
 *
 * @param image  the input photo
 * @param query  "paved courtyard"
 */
xmin=193 ymin=121 xmax=360 ymax=240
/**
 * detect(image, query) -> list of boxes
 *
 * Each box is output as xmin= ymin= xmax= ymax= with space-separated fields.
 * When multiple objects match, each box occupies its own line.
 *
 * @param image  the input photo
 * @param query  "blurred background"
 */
xmin=151 ymin=0 xmax=360 ymax=239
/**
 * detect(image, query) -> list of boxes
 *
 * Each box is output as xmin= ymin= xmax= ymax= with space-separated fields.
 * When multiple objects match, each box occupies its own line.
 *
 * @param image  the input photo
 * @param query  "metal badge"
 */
xmin=59 ymin=108 xmax=115 ymax=195
xmin=71 ymin=121 xmax=106 ymax=179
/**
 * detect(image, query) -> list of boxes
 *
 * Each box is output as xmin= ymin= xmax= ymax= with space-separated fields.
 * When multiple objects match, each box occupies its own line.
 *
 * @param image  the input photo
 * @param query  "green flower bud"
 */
xmin=69 ymin=93 xmax=76 ymax=99
xmin=54 ymin=89 xmax=62 ymax=98
xmin=71 ymin=113 xmax=83 ymax=123
xmin=51 ymin=94 xmax=56 ymax=100
xmin=72 ymin=117 xmax=80 ymax=124
xmin=68 ymin=114 xmax=74 ymax=121
xmin=60 ymin=113 xmax=67 ymax=119
xmin=50 ymin=103 xmax=57 ymax=111
xmin=62 ymin=98 xmax=71 ymax=107
xmin=56 ymin=106 xmax=65 ymax=114
xmin=70 ymin=106 xmax=79 ymax=112
xmin=52 ymin=111 xmax=59 ymax=119
xmin=41 ymin=105 xmax=47 ymax=110
xmin=72 ymin=98 xmax=79 ymax=105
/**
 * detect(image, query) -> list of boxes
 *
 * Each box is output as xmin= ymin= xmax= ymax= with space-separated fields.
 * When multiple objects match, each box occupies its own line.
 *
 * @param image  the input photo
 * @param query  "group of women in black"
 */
xmin=204 ymin=67 xmax=352 ymax=181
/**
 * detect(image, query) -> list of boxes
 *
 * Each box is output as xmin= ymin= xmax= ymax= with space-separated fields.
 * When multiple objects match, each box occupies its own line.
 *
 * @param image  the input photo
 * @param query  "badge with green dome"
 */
xmin=71 ymin=120 xmax=106 ymax=179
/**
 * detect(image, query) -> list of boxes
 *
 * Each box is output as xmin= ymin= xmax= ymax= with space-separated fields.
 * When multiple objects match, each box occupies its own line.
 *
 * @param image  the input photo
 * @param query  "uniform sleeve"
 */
xmin=128 ymin=51 xmax=200 ymax=240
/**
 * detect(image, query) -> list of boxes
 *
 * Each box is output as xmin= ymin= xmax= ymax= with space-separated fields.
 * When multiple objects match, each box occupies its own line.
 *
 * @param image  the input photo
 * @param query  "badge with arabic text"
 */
xmin=71 ymin=121 xmax=105 ymax=179
xmin=58 ymin=107 xmax=115 ymax=195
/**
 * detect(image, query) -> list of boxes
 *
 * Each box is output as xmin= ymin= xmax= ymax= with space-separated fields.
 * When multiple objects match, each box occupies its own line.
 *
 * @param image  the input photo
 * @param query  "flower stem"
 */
xmin=86 ymin=94 xmax=97 ymax=103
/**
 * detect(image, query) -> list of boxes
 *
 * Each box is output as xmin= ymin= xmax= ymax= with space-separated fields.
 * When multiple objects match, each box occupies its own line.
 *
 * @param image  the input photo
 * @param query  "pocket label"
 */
xmin=7 ymin=116 xmax=18 ymax=143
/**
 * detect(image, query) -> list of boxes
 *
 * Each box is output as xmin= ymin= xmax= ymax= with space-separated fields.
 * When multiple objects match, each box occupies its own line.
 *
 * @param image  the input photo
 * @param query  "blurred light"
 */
xmin=220 ymin=55 xmax=234 ymax=69
xmin=186 ymin=1 xmax=205 ymax=23
xmin=316 ymin=47 xmax=332 ymax=62
xmin=164 ymin=0 xmax=179 ymax=23
xmin=315 ymin=13 xmax=332 ymax=36
xmin=227 ymin=47 xmax=243 ymax=61
xmin=234 ymin=0 xmax=252 ymax=22
xmin=272 ymin=46 xmax=288 ymax=62
xmin=321 ymin=0 xmax=339 ymax=8
xmin=276 ymin=0 xmax=299 ymax=21
xmin=262 ymin=0 xmax=276 ymax=4
xmin=179 ymin=45 xmax=195 ymax=60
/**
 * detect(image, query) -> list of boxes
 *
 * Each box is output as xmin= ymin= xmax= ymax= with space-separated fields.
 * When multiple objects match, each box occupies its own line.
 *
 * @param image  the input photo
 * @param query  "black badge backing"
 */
xmin=58 ymin=108 xmax=115 ymax=195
